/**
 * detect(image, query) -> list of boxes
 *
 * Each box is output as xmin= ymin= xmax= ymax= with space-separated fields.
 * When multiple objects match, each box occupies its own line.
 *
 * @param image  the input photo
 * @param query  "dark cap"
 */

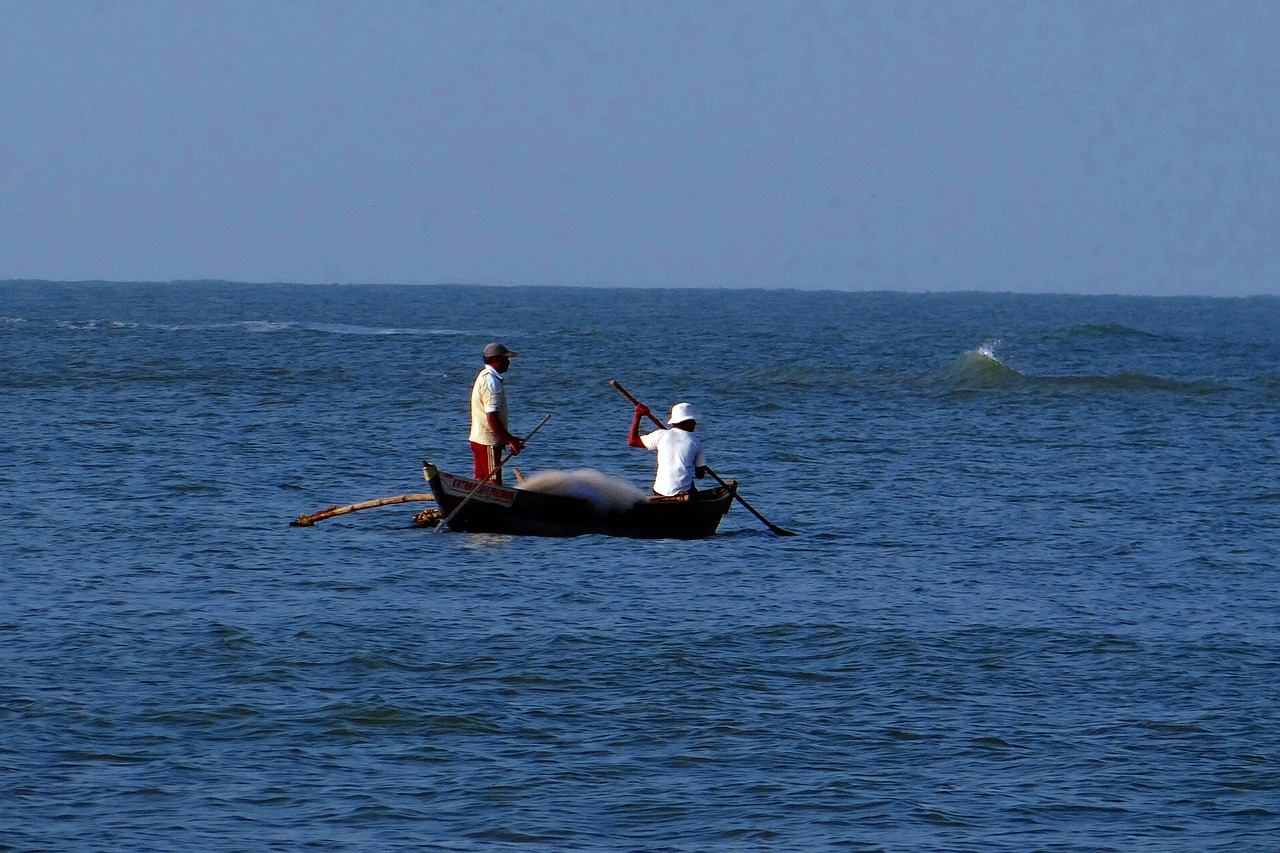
xmin=483 ymin=342 xmax=518 ymax=359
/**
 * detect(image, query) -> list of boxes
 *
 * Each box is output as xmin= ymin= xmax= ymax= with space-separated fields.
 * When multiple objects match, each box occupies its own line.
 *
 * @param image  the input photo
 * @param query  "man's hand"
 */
xmin=627 ymin=404 xmax=651 ymax=448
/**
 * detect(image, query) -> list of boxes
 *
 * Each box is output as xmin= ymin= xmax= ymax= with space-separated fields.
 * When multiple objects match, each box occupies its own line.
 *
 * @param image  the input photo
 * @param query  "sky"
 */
xmin=2 ymin=1 xmax=1278 ymax=295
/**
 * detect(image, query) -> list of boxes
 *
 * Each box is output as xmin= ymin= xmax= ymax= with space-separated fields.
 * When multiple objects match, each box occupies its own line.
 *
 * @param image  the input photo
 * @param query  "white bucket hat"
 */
xmin=668 ymin=402 xmax=701 ymax=425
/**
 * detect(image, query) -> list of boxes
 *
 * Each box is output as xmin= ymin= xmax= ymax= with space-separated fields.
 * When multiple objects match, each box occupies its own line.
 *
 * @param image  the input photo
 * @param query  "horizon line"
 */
xmin=2 ymin=277 xmax=1275 ymax=300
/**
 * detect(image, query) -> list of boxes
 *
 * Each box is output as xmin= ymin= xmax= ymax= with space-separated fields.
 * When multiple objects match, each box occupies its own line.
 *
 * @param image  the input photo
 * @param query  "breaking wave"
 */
xmin=923 ymin=341 xmax=1027 ymax=389
xmin=922 ymin=341 xmax=1225 ymax=394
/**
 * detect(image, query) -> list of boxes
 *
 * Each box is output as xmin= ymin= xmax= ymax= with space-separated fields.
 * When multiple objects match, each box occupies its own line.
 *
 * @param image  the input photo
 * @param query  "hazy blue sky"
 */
xmin=3 ymin=1 xmax=1277 ymax=294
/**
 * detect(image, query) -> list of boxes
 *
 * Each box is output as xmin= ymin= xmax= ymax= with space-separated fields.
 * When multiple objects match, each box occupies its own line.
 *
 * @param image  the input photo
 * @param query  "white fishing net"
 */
xmin=516 ymin=469 xmax=647 ymax=512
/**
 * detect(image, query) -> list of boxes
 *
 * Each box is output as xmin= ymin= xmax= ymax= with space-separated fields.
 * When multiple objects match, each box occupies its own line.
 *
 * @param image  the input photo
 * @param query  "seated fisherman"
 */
xmin=627 ymin=401 xmax=707 ymax=496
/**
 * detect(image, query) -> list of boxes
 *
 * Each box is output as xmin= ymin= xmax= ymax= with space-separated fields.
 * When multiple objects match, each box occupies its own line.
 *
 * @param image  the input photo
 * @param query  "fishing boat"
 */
xmin=419 ymin=462 xmax=735 ymax=539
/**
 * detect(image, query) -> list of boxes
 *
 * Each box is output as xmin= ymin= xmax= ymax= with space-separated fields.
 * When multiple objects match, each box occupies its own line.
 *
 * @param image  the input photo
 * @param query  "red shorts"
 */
xmin=470 ymin=442 xmax=502 ymax=483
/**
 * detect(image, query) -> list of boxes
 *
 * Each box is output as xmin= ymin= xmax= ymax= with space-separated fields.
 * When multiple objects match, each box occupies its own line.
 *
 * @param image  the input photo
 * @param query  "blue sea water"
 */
xmin=1 ymin=281 xmax=1278 ymax=851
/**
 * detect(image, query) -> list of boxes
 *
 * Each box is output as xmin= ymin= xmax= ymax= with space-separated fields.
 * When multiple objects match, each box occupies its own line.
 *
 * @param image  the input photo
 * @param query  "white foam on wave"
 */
xmin=517 ymin=469 xmax=647 ymax=513
xmin=41 ymin=318 xmax=478 ymax=337
xmin=55 ymin=319 xmax=140 ymax=330
xmin=301 ymin=323 xmax=433 ymax=336
xmin=242 ymin=321 xmax=297 ymax=333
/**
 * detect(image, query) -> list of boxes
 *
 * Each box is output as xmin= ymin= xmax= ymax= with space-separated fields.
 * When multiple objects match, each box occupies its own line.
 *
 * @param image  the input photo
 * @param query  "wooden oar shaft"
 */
xmin=611 ymin=379 xmax=667 ymax=430
xmin=610 ymin=379 xmax=796 ymax=536
xmin=705 ymin=469 xmax=794 ymax=536
xmin=292 ymin=493 xmax=436 ymax=527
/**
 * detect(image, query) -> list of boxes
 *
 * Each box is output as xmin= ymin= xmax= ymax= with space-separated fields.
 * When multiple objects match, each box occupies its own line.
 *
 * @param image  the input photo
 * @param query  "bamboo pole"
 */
xmin=291 ymin=493 xmax=436 ymax=527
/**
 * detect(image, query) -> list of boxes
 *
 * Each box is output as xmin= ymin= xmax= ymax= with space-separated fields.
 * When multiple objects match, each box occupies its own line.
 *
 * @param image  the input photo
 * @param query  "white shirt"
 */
xmin=469 ymin=365 xmax=507 ymax=445
xmin=641 ymin=428 xmax=705 ymax=496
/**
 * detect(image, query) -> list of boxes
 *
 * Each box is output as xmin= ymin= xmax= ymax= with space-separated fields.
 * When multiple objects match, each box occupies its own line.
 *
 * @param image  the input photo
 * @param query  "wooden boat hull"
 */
xmin=422 ymin=463 xmax=733 ymax=539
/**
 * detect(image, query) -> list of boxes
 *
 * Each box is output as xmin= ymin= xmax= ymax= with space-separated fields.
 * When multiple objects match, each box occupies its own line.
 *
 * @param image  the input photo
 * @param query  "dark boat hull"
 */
xmin=423 ymin=463 xmax=733 ymax=539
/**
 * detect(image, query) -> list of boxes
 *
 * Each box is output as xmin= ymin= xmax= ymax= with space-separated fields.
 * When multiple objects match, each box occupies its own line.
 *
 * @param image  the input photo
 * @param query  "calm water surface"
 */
xmin=1 ymin=282 xmax=1278 ymax=851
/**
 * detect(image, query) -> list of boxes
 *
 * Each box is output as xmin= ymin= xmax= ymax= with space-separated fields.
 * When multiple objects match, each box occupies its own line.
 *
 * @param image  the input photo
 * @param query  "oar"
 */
xmin=609 ymin=380 xmax=796 ymax=536
xmin=291 ymin=493 xmax=436 ymax=527
xmin=435 ymin=413 xmax=552 ymax=533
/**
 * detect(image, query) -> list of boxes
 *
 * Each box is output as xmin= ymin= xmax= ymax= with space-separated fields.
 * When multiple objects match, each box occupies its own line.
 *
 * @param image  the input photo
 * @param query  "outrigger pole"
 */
xmin=291 ymin=493 xmax=436 ymax=527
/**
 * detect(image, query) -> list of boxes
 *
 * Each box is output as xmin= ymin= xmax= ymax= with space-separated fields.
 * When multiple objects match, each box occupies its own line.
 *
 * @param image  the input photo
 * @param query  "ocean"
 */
xmin=2 ymin=281 xmax=1277 ymax=851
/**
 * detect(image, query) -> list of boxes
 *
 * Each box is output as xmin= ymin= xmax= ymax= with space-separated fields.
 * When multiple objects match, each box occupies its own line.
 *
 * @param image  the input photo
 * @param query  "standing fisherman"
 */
xmin=469 ymin=342 xmax=523 ymax=483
